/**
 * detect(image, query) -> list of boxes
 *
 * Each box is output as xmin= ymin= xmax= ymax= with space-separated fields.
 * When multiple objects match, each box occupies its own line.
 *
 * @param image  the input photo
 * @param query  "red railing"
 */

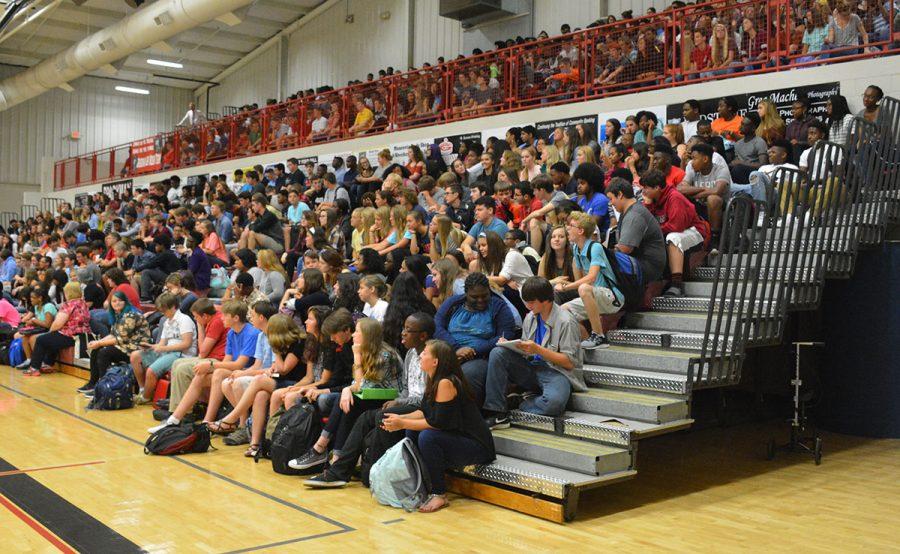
xmin=53 ymin=0 xmax=898 ymax=190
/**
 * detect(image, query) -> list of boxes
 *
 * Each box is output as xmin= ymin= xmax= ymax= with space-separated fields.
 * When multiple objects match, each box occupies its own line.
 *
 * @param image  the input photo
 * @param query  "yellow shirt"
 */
xmin=354 ymin=108 xmax=374 ymax=127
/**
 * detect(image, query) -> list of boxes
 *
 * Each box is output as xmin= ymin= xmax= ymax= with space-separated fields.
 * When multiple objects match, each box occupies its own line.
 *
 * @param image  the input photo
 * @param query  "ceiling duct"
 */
xmin=0 ymin=0 xmax=253 ymax=111
xmin=439 ymin=0 xmax=524 ymax=28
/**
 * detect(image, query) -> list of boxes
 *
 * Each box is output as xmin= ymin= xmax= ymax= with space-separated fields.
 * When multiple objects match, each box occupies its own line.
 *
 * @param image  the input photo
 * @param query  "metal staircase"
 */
xmin=449 ymin=96 xmax=900 ymax=522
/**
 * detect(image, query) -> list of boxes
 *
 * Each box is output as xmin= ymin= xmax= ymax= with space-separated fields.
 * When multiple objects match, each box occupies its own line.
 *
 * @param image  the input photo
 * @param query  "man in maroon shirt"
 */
xmin=641 ymin=169 xmax=710 ymax=297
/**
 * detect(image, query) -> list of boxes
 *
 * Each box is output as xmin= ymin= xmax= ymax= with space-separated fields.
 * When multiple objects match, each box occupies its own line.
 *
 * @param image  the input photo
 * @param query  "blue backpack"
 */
xmin=8 ymin=338 xmax=24 ymax=367
xmin=89 ymin=365 xmax=135 ymax=410
xmin=605 ymin=247 xmax=645 ymax=312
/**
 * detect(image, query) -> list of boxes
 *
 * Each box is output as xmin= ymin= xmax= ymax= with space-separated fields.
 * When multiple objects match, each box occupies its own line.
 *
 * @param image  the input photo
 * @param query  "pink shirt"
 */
xmin=0 ymin=299 xmax=20 ymax=326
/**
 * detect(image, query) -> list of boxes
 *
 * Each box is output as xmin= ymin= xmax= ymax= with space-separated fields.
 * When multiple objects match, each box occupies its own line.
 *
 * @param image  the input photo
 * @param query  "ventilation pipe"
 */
xmin=0 ymin=0 xmax=254 ymax=111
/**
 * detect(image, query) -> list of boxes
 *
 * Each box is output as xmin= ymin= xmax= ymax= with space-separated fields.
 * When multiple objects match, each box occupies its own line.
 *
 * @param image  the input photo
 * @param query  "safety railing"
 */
xmin=53 ymin=0 xmax=898 ymax=190
xmin=693 ymin=95 xmax=900 ymax=389
xmin=0 ymin=211 xmax=17 ymax=230
xmin=21 ymin=204 xmax=38 ymax=220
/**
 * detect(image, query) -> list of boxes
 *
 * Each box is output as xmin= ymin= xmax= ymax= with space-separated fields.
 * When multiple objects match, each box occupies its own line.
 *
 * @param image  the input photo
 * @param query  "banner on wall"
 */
xmin=598 ymin=105 xmax=667 ymax=141
xmin=101 ymin=179 xmax=133 ymax=198
xmin=389 ymin=139 xmax=432 ymax=166
xmin=296 ymin=155 xmax=319 ymax=166
xmin=534 ymin=114 xmax=599 ymax=142
xmin=664 ymin=82 xmax=840 ymax=126
xmin=186 ymin=174 xmax=209 ymax=193
xmin=434 ymin=132 xmax=482 ymax=165
xmin=131 ymin=136 xmax=162 ymax=174
xmin=74 ymin=194 xmax=91 ymax=208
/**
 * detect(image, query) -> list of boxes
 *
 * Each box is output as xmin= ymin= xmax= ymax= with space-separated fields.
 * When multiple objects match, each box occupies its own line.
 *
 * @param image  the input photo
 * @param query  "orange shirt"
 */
xmin=711 ymin=115 xmax=742 ymax=142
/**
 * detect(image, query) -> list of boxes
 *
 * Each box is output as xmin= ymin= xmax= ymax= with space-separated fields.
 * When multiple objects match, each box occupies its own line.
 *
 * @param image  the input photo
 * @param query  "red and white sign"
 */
xmin=132 ymin=136 xmax=161 ymax=174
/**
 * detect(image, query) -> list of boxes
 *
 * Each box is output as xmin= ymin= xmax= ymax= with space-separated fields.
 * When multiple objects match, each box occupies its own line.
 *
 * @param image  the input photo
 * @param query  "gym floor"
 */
xmin=1 ymin=368 xmax=897 ymax=552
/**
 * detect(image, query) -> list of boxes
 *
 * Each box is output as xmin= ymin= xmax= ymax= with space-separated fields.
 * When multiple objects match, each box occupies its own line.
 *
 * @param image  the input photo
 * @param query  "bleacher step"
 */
xmin=692 ymin=265 xmax=816 ymax=283
xmin=627 ymin=311 xmax=738 ymax=334
xmin=452 ymin=454 xmax=636 ymax=500
xmin=583 ymin=365 xmax=690 ymax=395
xmin=583 ymin=345 xmax=695 ymax=374
xmin=569 ymin=388 xmax=689 ymax=424
xmin=491 ymin=427 xmax=632 ymax=476
xmin=561 ymin=412 xmax=694 ymax=442
xmin=650 ymin=295 xmax=774 ymax=314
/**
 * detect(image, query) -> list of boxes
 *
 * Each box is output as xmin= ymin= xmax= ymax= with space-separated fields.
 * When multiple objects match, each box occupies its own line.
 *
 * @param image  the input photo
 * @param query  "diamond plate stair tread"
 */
xmin=562 ymin=412 xmax=694 ymax=439
xmin=453 ymin=454 xmax=636 ymax=499
xmin=570 ymin=388 xmax=689 ymax=424
xmin=492 ymin=427 xmax=631 ymax=475
xmin=584 ymin=365 xmax=689 ymax=393
xmin=584 ymin=345 xmax=695 ymax=374
xmin=626 ymin=311 xmax=741 ymax=335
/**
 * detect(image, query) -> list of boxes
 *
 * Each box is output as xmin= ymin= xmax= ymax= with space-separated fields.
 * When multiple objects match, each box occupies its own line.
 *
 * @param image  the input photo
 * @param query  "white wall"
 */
xmin=604 ymin=0 xmax=670 ymax=19
xmin=0 ymin=64 xmax=192 ymax=187
xmin=286 ymin=0 xmax=410 ymax=92
xmin=47 ymin=56 xmax=899 ymax=202
xmin=533 ymin=0 xmax=602 ymax=35
xmin=412 ymin=0 xmax=464 ymax=66
xmin=201 ymin=41 xmax=281 ymax=115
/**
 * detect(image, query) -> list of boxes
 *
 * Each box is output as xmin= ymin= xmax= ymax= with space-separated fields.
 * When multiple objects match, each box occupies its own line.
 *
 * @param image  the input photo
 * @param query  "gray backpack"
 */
xmin=369 ymin=437 xmax=431 ymax=511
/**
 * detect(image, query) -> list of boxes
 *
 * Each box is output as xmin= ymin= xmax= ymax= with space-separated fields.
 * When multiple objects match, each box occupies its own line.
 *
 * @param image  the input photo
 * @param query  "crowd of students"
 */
xmin=1 ymin=83 xmax=885 ymax=513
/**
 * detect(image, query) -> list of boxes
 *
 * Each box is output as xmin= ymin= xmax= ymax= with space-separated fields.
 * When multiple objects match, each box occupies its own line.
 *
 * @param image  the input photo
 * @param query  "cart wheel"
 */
xmin=814 ymin=438 xmax=823 ymax=465
xmin=766 ymin=438 xmax=776 ymax=460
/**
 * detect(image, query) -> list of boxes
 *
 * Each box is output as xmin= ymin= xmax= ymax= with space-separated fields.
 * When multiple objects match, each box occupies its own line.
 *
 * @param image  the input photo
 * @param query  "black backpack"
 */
xmin=604 ymin=246 xmax=645 ymax=312
xmin=89 ymin=364 xmax=135 ymax=410
xmin=144 ymin=422 xmax=213 ymax=455
xmin=270 ymin=402 xmax=322 ymax=475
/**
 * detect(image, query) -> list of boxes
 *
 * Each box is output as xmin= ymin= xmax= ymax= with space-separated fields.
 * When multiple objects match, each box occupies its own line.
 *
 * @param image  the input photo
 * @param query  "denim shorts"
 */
xmin=140 ymin=350 xmax=183 ymax=378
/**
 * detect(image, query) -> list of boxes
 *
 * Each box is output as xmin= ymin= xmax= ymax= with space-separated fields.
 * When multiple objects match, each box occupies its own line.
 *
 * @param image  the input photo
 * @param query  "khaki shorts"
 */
xmin=253 ymin=233 xmax=285 ymax=254
xmin=666 ymin=226 xmax=704 ymax=252
xmin=563 ymin=286 xmax=621 ymax=321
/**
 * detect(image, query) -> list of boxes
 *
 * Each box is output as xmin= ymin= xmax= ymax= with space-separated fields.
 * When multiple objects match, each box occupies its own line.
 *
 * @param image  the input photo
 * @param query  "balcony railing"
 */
xmin=53 ymin=0 xmax=898 ymax=190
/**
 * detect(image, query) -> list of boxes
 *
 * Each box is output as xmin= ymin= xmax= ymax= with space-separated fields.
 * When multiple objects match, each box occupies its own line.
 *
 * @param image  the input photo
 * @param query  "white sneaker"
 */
xmin=148 ymin=416 xmax=179 ymax=434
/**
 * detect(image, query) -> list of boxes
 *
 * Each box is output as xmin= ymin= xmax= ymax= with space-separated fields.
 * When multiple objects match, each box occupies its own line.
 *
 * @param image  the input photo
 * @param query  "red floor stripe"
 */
xmin=0 ymin=493 xmax=77 ymax=554
xmin=0 ymin=460 xmax=105 ymax=478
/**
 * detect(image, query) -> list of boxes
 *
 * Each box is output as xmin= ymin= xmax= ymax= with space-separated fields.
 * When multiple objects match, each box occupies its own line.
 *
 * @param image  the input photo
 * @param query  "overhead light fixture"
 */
xmin=147 ymin=58 xmax=182 ymax=68
xmin=115 ymin=85 xmax=149 ymax=95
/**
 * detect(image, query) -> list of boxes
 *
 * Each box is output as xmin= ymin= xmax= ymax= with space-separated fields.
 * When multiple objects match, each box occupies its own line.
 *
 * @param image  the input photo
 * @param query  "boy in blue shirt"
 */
xmin=557 ymin=211 xmax=623 ymax=350
xmin=462 ymin=196 xmax=511 ymax=261
xmin=572 ymin=163 xmax=610 ymax=236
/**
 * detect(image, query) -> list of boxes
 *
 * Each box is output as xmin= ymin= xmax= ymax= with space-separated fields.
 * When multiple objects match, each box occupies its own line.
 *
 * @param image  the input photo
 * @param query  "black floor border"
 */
xmin=0 ymin=457 xmax=143 ymax=553
xmin=0 ymin=383 xmax=356 ymax=551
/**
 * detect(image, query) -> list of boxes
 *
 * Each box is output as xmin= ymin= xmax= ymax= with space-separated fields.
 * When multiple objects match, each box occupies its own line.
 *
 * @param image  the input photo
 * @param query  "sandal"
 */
xmin=22 ymin=368 xmax=41 ymax=377
xmin=207 ymin=419 xmax=238 ymax=434
xmin=418 ymin=494 xmax=449 ymax=513
xmin=244 ymin=444 xmax=260 ymax=458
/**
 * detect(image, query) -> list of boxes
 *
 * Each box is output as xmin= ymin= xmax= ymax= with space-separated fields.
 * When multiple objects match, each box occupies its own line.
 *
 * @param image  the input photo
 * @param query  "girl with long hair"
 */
xmin=288 ymin=317 xmax=403 ymax=472
xmin=359 ymin=274 xmax=389 ymax=322
xmin=428 ymin=257 xmax=465 ymax=310
xmin=382 ymin=272 xmax=436 ymax=351
xmin=333 ymin=272 xmax=364 ymax=315
xmin=709 ymin=23 xmax=735 ymax=76
xmin=276 ymin=305 xmax=334 ymax=410
xmin=518 ymin=147 xmax=542 ymax=182
xmin=538 ymin=225 xmax=575 ymax=284
xmin=756 ymin=98 xmax=786 ymax=145
xmin=13 ymin=286 xmax=57 ymax=369
xmin=317 ymin=248 xmax=345 ymax=293
xmin=470 ymin=231 xmax=534 ymax=291
xmin=406 ymin=145 xmax=426 ymax=184
xmin=602 ymin=118 xmax=622 ymax=158
xmin=427 ymin=215 xmax=467 ymax=263
xmin=540 ymin=144 xmax=562 ymax=171
xmin=379 ymin=339 xmax=495 ymax=513
xmin=257 ymin=248 xmax=287 ymax=303
xmin=826 ymin=95 xmax=854 ymax=146
xmin=85 ymin=291 xmax=150 ymax=392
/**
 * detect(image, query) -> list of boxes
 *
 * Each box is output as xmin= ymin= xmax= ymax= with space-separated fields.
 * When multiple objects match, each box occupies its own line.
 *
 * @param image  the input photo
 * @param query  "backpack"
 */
xmin=89 ymin=364 xmax=135 ymax=410
xmin=369 ymin=437 xmax=431 ymax=511
xmin=144 ymin=422 xmax=212 ymax=455
xmin=269 ymin=402 xmax=322 ymax=475
xmin=253 ymin=407 xmax=285 ymax=461
xmin=8 ymin=338 xmax=24 ymax=367
xmin=605 ymin=247 xmax=645 ymax=312
xmin=0 ymin=342 xmax=10 ymax=366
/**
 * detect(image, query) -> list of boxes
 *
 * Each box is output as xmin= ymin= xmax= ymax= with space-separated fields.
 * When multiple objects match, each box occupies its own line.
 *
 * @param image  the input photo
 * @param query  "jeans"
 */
xmin=88 ymin=345 xmax=130 ymax=386
xmin=322 ymin=396 xmax=384 ymax=453
xmin=140 ymin=268 xmax=168 ymax=300
xmin=139 ymin=350 xmax=182 ymax=378
xmin=328 ymin=404 xmax=416 ymax=482
xmin=406 ymin=429 xmax=493 ymax=494
xmin=90 ymin=308 xmax=110 ymax=337
xmin=29 ymin=331 xmax=74 ymax=370
xmin=731 ymin=170 xmax=772 ymax=203
xmin=470 ymin=347 xmax=571 ymax=416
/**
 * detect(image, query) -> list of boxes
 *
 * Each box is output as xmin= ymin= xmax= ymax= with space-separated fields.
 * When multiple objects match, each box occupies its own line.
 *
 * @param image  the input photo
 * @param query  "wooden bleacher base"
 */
xmin=56 ymin=360 xmax=90 ymax=381
xmin=446 ymin=475 xmax=569 ymax=523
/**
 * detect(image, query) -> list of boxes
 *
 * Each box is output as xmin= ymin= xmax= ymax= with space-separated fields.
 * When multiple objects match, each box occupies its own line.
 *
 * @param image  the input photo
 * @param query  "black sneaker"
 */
xmin=484 ymin=414 xmax=510 ymax=430
xmin=580 ymin=333 xmax=610 ymax=350
xmin=303 ymin=472 xmax=348 ymax=488
xmin=663 ymin=284 xmax=684 ymax=297
xmin=76 ymin=383 xmax=94 ymax=393
xmin=153 ymin=409 xmax=172 ymax=422
xmin=288 ymin=448 xmax=327 ymax=471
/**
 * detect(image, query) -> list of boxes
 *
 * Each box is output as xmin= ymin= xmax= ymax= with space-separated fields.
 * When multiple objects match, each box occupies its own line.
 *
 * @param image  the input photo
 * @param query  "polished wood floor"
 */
xmin=1 ymin=367 xmax=898 ymax=552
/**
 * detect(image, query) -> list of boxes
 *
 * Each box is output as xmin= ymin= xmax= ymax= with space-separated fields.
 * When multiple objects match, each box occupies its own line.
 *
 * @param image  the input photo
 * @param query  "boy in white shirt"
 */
xmin=132 ymin=292 xmax=197 ymax=405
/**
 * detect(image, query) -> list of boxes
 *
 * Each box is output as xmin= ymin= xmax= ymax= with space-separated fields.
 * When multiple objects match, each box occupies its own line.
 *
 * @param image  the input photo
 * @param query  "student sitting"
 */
xmin=84 ymin=291 xmax=151 ymax=394
xmin=153 ymin=300 xmax=258 ymax=431
xmin=158 ymin=298 xmax=228 ymax=426
xmin=139 ymin=235 xmax=183 ymax=302
xmin=211 ymin=301 xmax=277 ymax=446
xmin=288 ymin=317 xmax=402 ymax=472
xmin=270 ymin=306 xmax=336 ymax=412
xmin=556 ymin=212 xmax=622 ymax=350
xmin=304 ymin=312 xmax=435 ymax=488
xmin=640 ymin=169 xmax=710 ymax=298
xmin=207 ymin=313 xmax=304 ymax=457
xmin=677 ymin=142 xmax=731 ymax=245
xmin=470 ymin=277 xmax=585 ymax=428
xmin=23 ymin=283 xmax=90 ymax=377
xmin=435 ymin=272 xmax=517 ymax=376
xmin=359 ymin=275 xmax=389 ymax=322
xmin=606 ymin=178 xmax=667 ymax=283
xmin=380 ymin=339 xmax=496 ymax=513
xmin=13 ymin=286 xmax=57 ymax=370
xmin=279 ymin=268 xmax=330 ymax=323
xmin=131 ymin=292 xmax=197 ymax=404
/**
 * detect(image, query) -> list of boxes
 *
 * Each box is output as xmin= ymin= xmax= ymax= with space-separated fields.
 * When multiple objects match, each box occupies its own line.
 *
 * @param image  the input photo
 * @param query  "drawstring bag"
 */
xmin=369 ymin=437 xmax=431 ymax=511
